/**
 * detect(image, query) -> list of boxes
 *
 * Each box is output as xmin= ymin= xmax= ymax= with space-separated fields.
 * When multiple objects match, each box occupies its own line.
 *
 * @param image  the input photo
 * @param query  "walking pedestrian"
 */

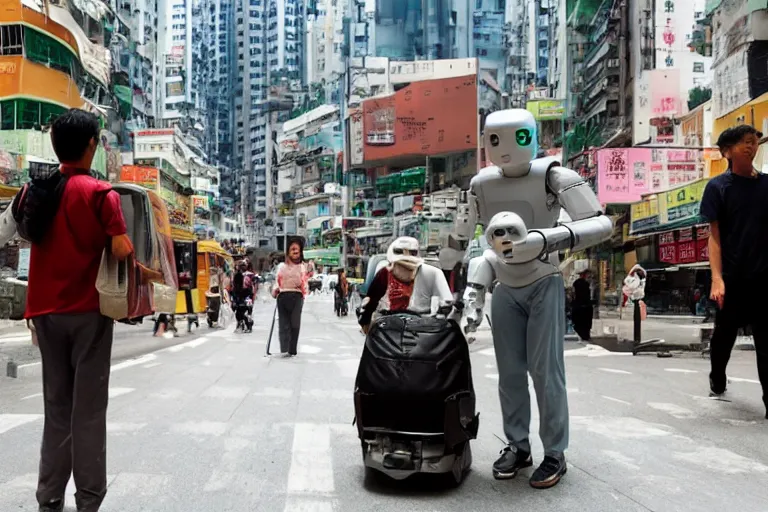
xmin=699 ymin=125 xmax=767 ymax=416
xmin=571 ymin=271 xmax=593 ymax=341
xmin=272 ymin=239 xmax=314 ymax=356
xmin=23 ymin=109 xmax=133 ymax=512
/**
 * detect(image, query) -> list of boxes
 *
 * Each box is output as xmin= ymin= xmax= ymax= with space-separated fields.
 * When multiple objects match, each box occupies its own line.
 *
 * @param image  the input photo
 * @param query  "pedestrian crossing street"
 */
xmin=3 ymin=295 xmax=768 ymax=511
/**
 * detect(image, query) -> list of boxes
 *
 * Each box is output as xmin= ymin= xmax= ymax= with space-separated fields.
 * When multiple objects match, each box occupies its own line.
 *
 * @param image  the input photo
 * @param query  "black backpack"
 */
xmin=11 ymin=171 xmax=69 ymax=245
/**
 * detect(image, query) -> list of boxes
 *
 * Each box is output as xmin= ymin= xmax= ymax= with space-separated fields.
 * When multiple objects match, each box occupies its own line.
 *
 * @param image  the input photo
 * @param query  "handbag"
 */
xmin=96 ymin=248 xmax=129 ymax=320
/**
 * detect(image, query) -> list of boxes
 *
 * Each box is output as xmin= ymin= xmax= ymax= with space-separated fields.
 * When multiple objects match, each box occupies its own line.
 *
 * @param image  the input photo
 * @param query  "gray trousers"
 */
xmin=33 ymin=312 xmax=114 ymax=511
xmin=277 ymin=291 xmax=304 ymax=355
xmin=491 ymin=274 xmax=569 ymax=458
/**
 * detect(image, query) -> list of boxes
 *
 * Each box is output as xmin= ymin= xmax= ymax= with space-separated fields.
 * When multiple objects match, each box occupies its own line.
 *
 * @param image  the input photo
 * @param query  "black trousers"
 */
xmin=277 ymin=291 xmax=304 ymax=355
xmin=571 ymin=303 xmax=593 ymax=341
xmin=33 ymin=312 xmax=114 ymax=512
xmin=710 ymin=279 xmax=768 ymax=408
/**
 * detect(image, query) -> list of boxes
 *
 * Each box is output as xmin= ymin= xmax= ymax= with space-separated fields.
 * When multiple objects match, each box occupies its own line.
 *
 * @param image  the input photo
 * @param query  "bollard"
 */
xmin=633 ymin=300 xmax=642 ymax=344
xmin=7 ymin=360 xmax=17 ymax=378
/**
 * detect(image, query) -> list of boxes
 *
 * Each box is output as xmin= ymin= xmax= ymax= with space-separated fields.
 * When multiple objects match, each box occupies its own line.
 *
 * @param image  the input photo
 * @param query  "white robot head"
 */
xmin=483 ymin=109 xmax=538 ymax=177
xmin=387 ymin=236 xmax=422 ymax=270
xmin=485 ymin=212 xmax=527 ymax=263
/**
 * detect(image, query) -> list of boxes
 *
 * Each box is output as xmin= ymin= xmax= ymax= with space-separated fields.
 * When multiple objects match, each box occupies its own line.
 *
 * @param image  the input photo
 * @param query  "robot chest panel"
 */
xmin=476 ymin=174 xmax=559 ymax=229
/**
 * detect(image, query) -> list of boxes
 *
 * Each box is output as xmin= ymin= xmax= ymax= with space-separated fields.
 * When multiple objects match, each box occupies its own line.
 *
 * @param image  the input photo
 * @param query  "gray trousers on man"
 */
xmin=33 ymin=312 xmax=114 ymax=511
xmin=277 ymin=291 xmax=304 ymax=355
xmin=491 ymin=274 xmax=569 ymax=458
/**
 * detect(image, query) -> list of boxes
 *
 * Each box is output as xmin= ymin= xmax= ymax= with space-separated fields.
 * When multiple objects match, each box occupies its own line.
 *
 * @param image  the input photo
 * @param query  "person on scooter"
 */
xmin=358 ymin=237 xmax=456 ymax=334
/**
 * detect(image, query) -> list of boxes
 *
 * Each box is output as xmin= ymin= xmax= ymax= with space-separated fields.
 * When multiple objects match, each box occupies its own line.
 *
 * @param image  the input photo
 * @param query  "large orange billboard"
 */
xmin=361 ymin=74 xmax=478 ymax=164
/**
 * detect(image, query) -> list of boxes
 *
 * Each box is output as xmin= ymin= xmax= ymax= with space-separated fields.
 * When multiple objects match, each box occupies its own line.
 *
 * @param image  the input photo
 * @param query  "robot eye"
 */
xmin=515 ymin=128 xmax=533 ymax=147
xmin=490 ymin=133 xmax=500 ymax=146
xmin=493 ymin=228 xmax=506 ymax=237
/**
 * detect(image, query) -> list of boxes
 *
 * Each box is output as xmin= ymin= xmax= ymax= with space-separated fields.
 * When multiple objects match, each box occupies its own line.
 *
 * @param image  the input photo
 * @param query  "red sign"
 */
xmin=659 ymin=231 xmax=675 ymax=246
xmin=677 ymin=241 xmax=697 ymax=264
xmin=697 ymin=239 xmax=709 ymax=261
xmin=696 ymin=225 xmax=710 ymax=240
xmin=362 ymin=74 xmax=478 ymax=164
xmin=678 ymin=227 xmax=693 ymax=242
xmin=659 ymin=244 xmax=677 ymax=263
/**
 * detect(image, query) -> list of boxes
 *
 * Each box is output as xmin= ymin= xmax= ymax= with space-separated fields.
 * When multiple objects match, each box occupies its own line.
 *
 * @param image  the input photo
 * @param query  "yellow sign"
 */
xmin=662 ymin=179 xmax=708 ymax=224
xmin=629 ymin=198 xmax=660 ymax=234
xmin=526 ymin=99 xmax=565 ymax=121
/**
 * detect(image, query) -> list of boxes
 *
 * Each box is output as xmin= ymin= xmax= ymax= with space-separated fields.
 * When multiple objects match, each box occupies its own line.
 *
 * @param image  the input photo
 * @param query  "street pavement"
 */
xmin=1 ymin=293 xmax=768 ymax=512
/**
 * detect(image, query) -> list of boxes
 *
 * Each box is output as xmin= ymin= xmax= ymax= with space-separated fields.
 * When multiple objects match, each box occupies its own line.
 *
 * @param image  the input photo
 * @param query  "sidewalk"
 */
xmin=592 ymin=307 xmax=754 ymax=351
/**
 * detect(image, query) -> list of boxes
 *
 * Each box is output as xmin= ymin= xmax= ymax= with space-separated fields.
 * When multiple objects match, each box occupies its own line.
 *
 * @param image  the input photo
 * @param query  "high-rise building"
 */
xmin=233 ymin=0 xmax=307 ymax=236
xmin=156 ymin=0 xmax=194 ymax=127
xmin=371 ymin=0 xmax=457 ymax=61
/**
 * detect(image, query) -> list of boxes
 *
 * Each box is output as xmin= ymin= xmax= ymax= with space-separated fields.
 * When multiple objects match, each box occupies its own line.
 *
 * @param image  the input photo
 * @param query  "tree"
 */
xmin=688 ymin=86 xmax=712 ymax=111
xmin=564 ymin=122 xmax=602 ymax=160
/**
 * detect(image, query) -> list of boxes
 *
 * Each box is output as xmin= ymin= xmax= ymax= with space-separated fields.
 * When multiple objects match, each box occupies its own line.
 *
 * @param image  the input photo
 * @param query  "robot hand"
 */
xmin=462 ymin=307 xmax=483 ymax=340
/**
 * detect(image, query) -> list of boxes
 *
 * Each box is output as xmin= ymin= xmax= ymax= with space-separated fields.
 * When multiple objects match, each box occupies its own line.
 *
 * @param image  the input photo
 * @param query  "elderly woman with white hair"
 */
xmin=358 ymin=236 xmax=454 ymax=334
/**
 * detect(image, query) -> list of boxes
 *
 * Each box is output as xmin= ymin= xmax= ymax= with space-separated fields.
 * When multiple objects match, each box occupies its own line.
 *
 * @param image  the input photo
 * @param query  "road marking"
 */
xmin=286 ymin=423 xmax=334 ymax=495
xmin=111 ymin=354 xmax=158 ymax=372
xmin=0 ymin=414 xmax=43 ymax=434
xmin=108 ymin=388 xmax=135 ymax=398
xmin=485 ymin=373 xmax=499 ymax=380
xmin=729 ymin=377 xmax=761 ymax=384
xmin=673 ymin=446 xmax=768 ymax=474
xmin=571 ymin=416 xmax=672 ymax=439
xmin=300 ymin=344 xmax=322 ymax=354
xmin=253 ymin=387 xmax=293 ymax=398
xmin=142 ymin=362 xmax=161 ymax=369
xmin=284 ymin=497 xmax=334 ymax=512
xmin=648 ymin=402 xmax=696 ymax=419
xmin=0 ymin=333 xmax=31 ymax=343
xmin=20 ymin=393 xmax=42 ymax=401
xmin=721 ymin=418 xmax=759 ymax=426
xmin=664 ymin=368 xmax=698 ymax=374
xmin=164 ymin=336 xmax=209 ymax=352
xmin=203 ymin=386 xmax=251 ymax=399
xmin=171 ymin=421 xmax=228 ymax=437
xmin=565 ymin=344 xmax=633 ymax=358
xmin=601 ymin=396 xmax=631 ymax=405
xmin=599 ymin=368 xmax=632 ymax=375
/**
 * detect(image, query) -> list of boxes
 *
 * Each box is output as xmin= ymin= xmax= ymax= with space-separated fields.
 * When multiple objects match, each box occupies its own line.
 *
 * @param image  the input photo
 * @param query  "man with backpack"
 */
xmin=15 ymin=109 xmax=133 ymax=512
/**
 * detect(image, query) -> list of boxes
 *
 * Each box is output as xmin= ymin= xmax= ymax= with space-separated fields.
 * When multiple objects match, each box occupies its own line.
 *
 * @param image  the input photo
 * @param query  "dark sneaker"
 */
xmin=709 ymin=375 xmax=727 ymax=397
xmin=530 ymin=455 xmax=567 ymax=489
xmin=39 ymin=499 xmax=64 ymax=512
xmin=492 ymin=445 xmax=533 ymax=480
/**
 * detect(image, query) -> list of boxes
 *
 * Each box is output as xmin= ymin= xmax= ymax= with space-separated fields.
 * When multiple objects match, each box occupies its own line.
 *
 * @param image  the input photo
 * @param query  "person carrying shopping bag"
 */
xmin=272 ymin=238 xmax=314 ymax=357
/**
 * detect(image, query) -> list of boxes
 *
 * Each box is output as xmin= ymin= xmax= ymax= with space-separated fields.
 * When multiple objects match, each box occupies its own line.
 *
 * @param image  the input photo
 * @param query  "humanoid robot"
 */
xmin=458 ymin=109 xmax=613 ymax=488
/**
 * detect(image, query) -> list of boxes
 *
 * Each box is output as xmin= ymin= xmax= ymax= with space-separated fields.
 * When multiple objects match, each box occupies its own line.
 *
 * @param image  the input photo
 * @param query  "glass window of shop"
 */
xmin=0 ymin=99 xmax=66 ymax=130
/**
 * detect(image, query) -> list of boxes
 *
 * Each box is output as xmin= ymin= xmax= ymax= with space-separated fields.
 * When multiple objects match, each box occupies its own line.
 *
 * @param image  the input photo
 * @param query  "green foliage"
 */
xmin=688 ymin=86 xmax=712 ymax=111
xmin=564 ymin=122 xmax=603 ymax=160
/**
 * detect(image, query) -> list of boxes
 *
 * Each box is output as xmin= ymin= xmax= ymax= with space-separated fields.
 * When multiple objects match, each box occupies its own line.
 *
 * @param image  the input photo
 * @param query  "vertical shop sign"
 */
xmin=696 ymin=239 xmax=709 ymax=261
xmin=597 ymin=149 xmax=632 ymax=203
xmin=677 ymin=241 xmax=697 ymax=263
xmin=659 ymin=244 xmax=677 ymax=263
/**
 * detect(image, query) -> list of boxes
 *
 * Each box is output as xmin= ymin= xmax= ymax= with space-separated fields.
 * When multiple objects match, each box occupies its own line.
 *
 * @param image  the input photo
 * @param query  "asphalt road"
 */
xmin=1 ymin=294 xmax=768 ymax=512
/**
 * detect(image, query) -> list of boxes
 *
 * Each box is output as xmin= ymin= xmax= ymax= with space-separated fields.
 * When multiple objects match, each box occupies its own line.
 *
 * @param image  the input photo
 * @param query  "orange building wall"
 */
xmin=0 ymin=0 xmax=79 ymax=55
xmin=0 ymin=56 xmax=83 ymax=108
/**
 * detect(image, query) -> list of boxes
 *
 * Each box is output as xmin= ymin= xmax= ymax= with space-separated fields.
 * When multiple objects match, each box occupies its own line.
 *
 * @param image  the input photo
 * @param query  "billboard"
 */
xmin=526 ymin=99 xmax=565 ymax=121
xmin=361 ymin=74 xmax=478 ymax=164
xmin=597 ymin=148 xmax=702 ymax=204
xmin=120 ymin=165 xmax=159 ymax=191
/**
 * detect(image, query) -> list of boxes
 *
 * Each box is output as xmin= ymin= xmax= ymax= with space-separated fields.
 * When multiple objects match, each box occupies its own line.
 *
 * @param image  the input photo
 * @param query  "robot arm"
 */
xmin=504 ymin=167 xmax=613 ymax=262
xmin=461 ymin=253 xmax=495 ymax=334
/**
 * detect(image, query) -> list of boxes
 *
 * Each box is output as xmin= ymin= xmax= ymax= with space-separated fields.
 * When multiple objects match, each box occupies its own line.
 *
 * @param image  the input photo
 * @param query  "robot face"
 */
xmin=483 ymin=109 xmax=538 ymax=177
xmin=485 ymin=212 xmax=527 ymax=263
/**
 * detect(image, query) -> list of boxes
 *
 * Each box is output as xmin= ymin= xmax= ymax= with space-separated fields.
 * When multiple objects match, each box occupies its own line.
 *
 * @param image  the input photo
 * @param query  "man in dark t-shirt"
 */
xmin=699 ymin=124 xmax=767 ymax=416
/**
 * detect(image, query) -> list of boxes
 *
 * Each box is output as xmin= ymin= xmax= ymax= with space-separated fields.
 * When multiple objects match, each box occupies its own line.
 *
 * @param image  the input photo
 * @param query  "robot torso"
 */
xmin=470 ymin=157 xmax=561 ymax=230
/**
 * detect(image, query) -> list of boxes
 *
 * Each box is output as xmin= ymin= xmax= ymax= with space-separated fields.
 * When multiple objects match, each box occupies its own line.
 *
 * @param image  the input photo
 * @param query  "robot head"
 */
xmin=387 ymin=236 xmax=422 ymax=270
xmin=485 ymin=212 xmax=527 ymax=263
xmin=483 ymin=109 xmax=538 ymax=177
